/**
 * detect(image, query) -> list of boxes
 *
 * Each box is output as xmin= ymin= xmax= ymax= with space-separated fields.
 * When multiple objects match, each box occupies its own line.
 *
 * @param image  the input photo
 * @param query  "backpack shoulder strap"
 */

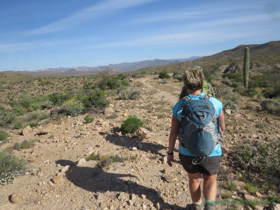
xmin=181 ymin=96 xmax=192 ymax=101
xmin=202 ymin=94 xmax=211 ymax=100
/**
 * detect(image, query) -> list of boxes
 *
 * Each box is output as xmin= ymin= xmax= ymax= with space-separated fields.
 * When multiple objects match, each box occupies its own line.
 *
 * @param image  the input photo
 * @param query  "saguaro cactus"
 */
xmin=243 ymin=47 xmax=250 ymax=88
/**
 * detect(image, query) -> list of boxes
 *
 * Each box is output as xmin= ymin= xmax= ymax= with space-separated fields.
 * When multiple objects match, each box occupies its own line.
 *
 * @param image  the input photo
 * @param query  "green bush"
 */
xmin=0 ymin=151 xmax=25 ymax=185
xmin=222 ymin=73 xmax=243 ymax=83
xmin=49 ymin=92 xmax=71 ymax=106
xmin=84 ymin=115 xmax=94 ymax=123
xmin=261 ymin=99 xmax=280 ymax=116
xmin=0 ymin=109 xmax=15 ymax=126
xmin=62 ymin=99 xmax=84 ymax=117
xmin=242 ymin=88 xmax=259 ymax=97
xmin=27 ymin=122 xmax=38 ymax=128
xmin=13 ymin=121 xmax=23 ymax=129
xmin=0 ymin=130 xmax=9 ymax=141
xmin=120 ymin=117 xmax=144 ymax=135
xmin=159 ymin=71 xmax=170 ymax=79
xmin=83 ymin=90 xmax=110 ymax=109
xmin=83 ymin=82 xmax=95 ymax=90
xmin=236 ymin=138 xmax=280 ymax=175
xmin=118 ymin=90 xmax=141 ymax=100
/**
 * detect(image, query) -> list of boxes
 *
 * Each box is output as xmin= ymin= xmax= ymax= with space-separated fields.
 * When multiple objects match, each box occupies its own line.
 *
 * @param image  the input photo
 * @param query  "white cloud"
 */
xmin=26 ymin=0 xmax=157 ymax=35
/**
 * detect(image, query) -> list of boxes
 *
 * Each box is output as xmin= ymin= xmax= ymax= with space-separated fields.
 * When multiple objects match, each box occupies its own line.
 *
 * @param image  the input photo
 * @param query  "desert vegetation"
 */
xmin=0 ymin=49 xmax=280 ymax=209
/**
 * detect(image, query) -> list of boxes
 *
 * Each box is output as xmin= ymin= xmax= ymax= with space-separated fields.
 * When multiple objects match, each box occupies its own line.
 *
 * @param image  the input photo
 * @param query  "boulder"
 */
xmin=21 ymin=126 xmax=32 ymax=136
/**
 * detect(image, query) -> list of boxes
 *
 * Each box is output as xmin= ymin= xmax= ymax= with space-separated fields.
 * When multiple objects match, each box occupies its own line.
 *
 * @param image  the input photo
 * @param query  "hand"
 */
xmin=167 ymin=155 xmax=174 ymax=167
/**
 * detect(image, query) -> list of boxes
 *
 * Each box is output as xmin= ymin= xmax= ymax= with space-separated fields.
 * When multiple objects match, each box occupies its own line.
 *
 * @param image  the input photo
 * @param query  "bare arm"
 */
xmin=219 ymin=110 xmax=225 ymax=135
xmin=167 ymin=115 xmax=180 ymax=167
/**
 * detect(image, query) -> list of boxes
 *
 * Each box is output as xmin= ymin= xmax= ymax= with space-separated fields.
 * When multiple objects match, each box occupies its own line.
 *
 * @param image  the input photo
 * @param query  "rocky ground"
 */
xmin=0 ymin=75 xmax=279 ymax=210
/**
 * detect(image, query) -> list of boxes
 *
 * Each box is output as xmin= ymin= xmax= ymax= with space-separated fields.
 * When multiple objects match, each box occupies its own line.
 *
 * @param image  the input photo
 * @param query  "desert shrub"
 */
xmin=0 ymin=130 xmax=9 ymax=141
xmin=261 ymin=99 xmax=280 ymax=116
xmin=15 ymin=105 xmax=27 ymax=115
xmin=27 ymin=122 xmax=38 ymax=128
xmin=159 ymin=71 xmax=170 ymax=79
xmin=49 ymin=92 xmax=71 ymax=106
xmin=256 ymin=123 xmax=269 ymax=131
xmin=225 ymin=182 xmax=237 ymax=191
xmin=13 ymin=121 xmax=23 ymax=129
xmin=41 ymin=100 xmax=53 ymax=109
xmin=84 ymin=115 xmax=94 ymax=123
xmin=83 ymin=82 xmax=95 ymax=90
xmin=0 ymin=109 xmax=15 ymax=126
xmin=235 ymin=138 xmax=280 ymax=175
xmin=39 ymin=113 xmax=49 ymax=120
xmin=120 ymin=117 xmax=144 ymax=135
xmin=38 ymin=80 xmax=52 ymax=85
xmin=14 ymin=139 xmax=37 ymax=150
xmin=244 ymin=183 xmax=257 ymax=194
xmin=224 ymin=92 xmax=240 ymax=102
xmin=86 ymin=154 xmax=124 ymax=169
xmin=118 ymin=89 xmax=141 ymax=100
xmin=242 ymin=88 xmax=259 ymax=97
xmin=262 ymin=86 xmax=280 ymax=98
xmin=83 ymin=90 xmax=110 ymax=108
xmin=62 ymin=99 xmax=84 ymax=117
xmin=31 ymin=102 xmax=41 ymax=111
xmin=173 ymin=72 xmax=183 ymax=81
xmin=0 ymin=151 xmax=25 ymax=185
xmin=222 ymin=73 xmax=243 ymax=83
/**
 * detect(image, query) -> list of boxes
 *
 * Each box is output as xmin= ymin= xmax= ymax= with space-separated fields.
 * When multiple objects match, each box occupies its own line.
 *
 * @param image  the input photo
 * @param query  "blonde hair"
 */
xmin=183 ymin=68 xmax=204 ymax=91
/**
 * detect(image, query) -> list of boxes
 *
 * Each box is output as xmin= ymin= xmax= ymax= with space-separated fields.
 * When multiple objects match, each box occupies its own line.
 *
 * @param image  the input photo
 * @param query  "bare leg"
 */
xmin=203 ymin=174 xmax=217 ymax=201
xmin=188 ymin=173 xmax=202 ymax=202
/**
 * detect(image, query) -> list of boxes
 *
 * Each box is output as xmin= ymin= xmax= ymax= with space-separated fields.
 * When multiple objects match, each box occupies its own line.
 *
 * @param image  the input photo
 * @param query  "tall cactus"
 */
xmin=243 ymin=47 xmax=250 ymax=88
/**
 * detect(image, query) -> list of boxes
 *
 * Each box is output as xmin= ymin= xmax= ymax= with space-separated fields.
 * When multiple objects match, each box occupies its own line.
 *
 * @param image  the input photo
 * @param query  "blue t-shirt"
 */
xmin=173 ymin=92 xmax=223 ymax=157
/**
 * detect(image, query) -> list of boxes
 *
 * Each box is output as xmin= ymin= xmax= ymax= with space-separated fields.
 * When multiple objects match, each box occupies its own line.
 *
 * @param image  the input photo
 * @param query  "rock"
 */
xmin=272 ymin=204 xmax=280 ymax=210
xmin=77 ymin=158 xmax=87 ymax=166
xmin=37 ymin=128 xmax=50 ymax=135
xmin=117 ymin=192 xmax=126 ymax=201
xmin=21 ymin=126 xmax=32 ymax=136
xmin=104 ymin=107 xmax=114 ymax=115
xmin=132 ymin=147 xmax=137 ymax=151
xmin=52 ymin=175 xmax=63 ymax=184
xmin=164 ymin=175 xmax=177 ymax=183
xmin=244 ymin=194 xmax=255 ymax=200
xmin=9 ymin=194 xmax=23 ymax=203
xmin=254 ymin=206 xmax=263 ymax=210
xmin=136 ymin=128 xmax=151 ymax=139
xmin=255 ymin=191 xmax=262 ymax=198
xmin=141 ymin=194 xmax=146 ymax=200
xmin=80 ymin=132 xmax=89 ymax=135
xmin=61 ymin=165 xmax=70 ymax=173
xmin=225 ymin=109 xmax=231 ymax=115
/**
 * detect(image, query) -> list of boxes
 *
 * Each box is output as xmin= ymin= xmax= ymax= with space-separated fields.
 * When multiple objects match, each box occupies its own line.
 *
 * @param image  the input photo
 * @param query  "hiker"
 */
xmin=179 ymin=66 xmax=215 ymax=99
xmin=167 ymin=68 xmax=225 ymax=210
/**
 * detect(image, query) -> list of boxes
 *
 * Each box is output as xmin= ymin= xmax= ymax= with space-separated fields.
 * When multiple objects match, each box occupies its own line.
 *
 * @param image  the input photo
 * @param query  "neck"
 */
xmin=188 ymin=89 xmax=202 ymax=96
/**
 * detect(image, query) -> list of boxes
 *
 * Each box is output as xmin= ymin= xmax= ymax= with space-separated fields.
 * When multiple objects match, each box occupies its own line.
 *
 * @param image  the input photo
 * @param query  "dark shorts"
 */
xmin=179 ymin=153 xmax=222 ymax=175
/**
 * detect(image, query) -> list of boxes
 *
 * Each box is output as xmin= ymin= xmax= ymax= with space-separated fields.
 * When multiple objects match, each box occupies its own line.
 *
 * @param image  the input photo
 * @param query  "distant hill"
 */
xmin=138 ymin=40 xmax=280 ymax=76
xmin=1 ymin=57 xmax=202 ymax=76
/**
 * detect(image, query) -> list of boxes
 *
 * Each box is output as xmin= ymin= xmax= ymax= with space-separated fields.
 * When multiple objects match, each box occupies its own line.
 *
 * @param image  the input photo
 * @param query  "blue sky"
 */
xmin=0 ymin=0 xmax=279 ymax=71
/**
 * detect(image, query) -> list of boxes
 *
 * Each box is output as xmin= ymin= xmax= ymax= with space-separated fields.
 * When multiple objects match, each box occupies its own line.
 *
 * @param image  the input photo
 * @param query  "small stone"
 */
xmin=164 ymin=175 xmax=177 ymax=183
xmin=61 ymin=165 xmax=70 ymax=173
xmin=255 ymin=191 xmax=262 ymax=198
xmin=156 ymin=203 xmax=160 ymax=210
xmin=52 ymin=175 xmax=63 ymax=184
xmin=141 ymin=194 xmax=146 ymax=200
xmin=132 ymin=147 xmax=137 ymax=151
xmin=80 ymin=132 xmax=89 ymax=135
xmin=10 ymin=194 xmax=23 ymax=203
xmin=77 ymin=158 xmax=87 ymax=166
xmin=244 ymin=194 xmax=255 ymax=200
xmin=104 ymin=107 xmax=114 ymax=115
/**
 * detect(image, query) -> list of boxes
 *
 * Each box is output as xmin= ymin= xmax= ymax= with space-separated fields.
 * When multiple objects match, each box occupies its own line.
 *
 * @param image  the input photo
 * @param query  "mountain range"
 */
xmin=1 ymin=57 xmax=201 ymax=76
